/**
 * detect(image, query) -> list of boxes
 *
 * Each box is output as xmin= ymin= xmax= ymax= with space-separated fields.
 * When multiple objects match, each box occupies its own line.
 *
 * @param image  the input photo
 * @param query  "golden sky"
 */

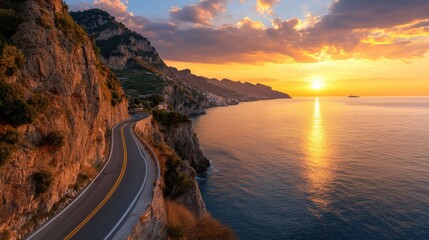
xmin=70 ymin=0 xmax=429 ymax=96
xmin=167 ymin=55 xmax=429 ymax=96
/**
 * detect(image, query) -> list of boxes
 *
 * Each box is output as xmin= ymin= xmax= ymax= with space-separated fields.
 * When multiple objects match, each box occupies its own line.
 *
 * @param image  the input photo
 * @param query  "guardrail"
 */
xmin=132 ymin=116 xmax=161 ymax=180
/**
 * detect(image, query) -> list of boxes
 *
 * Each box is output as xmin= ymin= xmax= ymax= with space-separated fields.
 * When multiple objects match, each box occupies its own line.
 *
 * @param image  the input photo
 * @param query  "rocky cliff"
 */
xmin=70 ymin=9 xmax=171 ymax=76
xmin=135 ymin=115 xmax=207 ymax=217
xmin=208 ymin=78 xmax=291 ymax=99
xmin=0 ymin=0 xmax=128 ymax=238
xmin=71 ymin=9 xmax=208 ymax=116
xmin=169 ymin=67 xmax=241 ymax=106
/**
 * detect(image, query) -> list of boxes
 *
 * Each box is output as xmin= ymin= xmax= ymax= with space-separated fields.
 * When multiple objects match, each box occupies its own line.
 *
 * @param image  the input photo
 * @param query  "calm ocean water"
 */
xmin=192 ymin=97 xmax=429 ymax=240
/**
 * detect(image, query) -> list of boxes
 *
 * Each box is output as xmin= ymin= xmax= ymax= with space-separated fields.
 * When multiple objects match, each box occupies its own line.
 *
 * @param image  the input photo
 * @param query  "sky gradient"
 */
xmin=68 ymin=0 xmax=429 ymax=96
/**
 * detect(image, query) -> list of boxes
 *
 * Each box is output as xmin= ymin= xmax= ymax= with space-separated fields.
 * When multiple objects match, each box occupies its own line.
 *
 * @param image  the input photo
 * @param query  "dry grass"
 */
xmin=187 ymin=215 xmax=237 ymax=240
xmin=165 ymin=200 xmax=237 ymax=240
xmin=166 ymin=200 xmax=197 ymax=238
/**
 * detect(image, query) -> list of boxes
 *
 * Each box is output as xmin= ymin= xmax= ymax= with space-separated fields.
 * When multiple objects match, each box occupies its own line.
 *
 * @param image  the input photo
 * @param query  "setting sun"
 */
xmin=311 ymin=78 xmax=324 ymax=90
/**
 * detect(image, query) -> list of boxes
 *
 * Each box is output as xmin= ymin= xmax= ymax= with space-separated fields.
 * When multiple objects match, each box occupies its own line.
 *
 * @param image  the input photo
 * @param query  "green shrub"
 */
xmin=167 ymin=224 xmax=184 ymax=239
xmin=152 ymin=109 xmax=190 ymax=128
xmin=54 ymin=11 xmax=86 ymax=43
xmin=0 ymin=43 xmax=24 ymax=77
xmin=0 ymin=229 xmax=11 ymax=240
xmin=0 ymin=81 xmax=48 ymax=126
xmin=105 ymin=72 xmax=124 ymax=106
xmin=4 ymin=98 xmax=35 ymax=126
xmin=0 ymin=8 xmax=23 ymax=39
xmin=0 ymin=142 xmax=15 ymax=166
xmin=148 ymin=94 xmax=164 ymax=107
xmin=163 ymin=154 xmax=191 ymax=198
xmin=27 ymin=94 xmax=49 ymax=113
xmin=0 ymin=128 xmax=20 ymax=166
xmin=73 ymin=173 xmax=89 ymax=191
xmin=0 ymin=128 xmax=20 ymax=144
xmin=41 ymin=131 xmax=65 ymax=148
xmin=36 ymin=14 xmax=52 ymax=29
xmin=31 ymin=170 xmax=53 ymax=196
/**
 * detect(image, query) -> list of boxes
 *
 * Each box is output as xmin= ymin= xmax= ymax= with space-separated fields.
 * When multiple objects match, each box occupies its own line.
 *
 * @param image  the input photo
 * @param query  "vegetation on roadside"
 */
xmin=152 ymin=109 xmax=190 ymax=129
xmin=0 ymin=81 xmax=49 ymax=126
xmin=165 ymin=201 xmax=237 ymax=240
xmin=73 ymin=173 xmax=89 ymax=191
xmin=40 ymin=131 xmax=65 ymax=148
xmin=0 ymin=127 xmax=20 ymax=165
xmin=31 ymin=170 xmax=53 ymax=197
xmin=164 ymin=154 xmax=191 ymax=198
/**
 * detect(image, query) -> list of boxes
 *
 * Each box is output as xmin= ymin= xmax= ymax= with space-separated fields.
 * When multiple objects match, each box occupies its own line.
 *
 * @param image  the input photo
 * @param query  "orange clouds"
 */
xmin=170 ymin=0 xmax=228 ymax=25
xmin=94 ymin=0 xmax=127 ymax=13
xmin=256 ymin=0 xmax=279 ymax=14
xmin=237 ymin=17 xmax=265 ymax=29
xmin=86 ymin=0 xmax=429 ymax=65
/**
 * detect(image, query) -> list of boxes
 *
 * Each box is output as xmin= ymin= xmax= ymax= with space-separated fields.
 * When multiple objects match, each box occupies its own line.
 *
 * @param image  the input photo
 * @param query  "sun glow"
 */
xmin=311 ymin=77 xmax=324 ymax=90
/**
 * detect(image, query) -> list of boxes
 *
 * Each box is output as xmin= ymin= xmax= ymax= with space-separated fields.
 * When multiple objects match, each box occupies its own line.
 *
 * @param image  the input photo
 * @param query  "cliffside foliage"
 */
xmin=31 ymin=170 xmax=53 ymax=197
xmin=0 ymin=7 xmax=22 ymax=40
xmin=54 ymin=2 xmax=86 ymax=44
xmin=0 ymin=128 xmax=20 ymax=165
xmin=165 ymin=201 xmax=237 ymax=240
xmin=164 ymin=154 xmax=191 ymax=198
xmin=0 ymin=43 xmax=24 ymax=77
xmin=106 ymin=71 xmax=124 ymax=106
xmin=152 ymin=109 xmax=190 ymax=129
xmin=36 ymin=14 xmax=53 ymax=29
xmin=0 ymin=81 xmax=48 ymax=126
xmin=40 ymin=131 xmax=65 ymax=148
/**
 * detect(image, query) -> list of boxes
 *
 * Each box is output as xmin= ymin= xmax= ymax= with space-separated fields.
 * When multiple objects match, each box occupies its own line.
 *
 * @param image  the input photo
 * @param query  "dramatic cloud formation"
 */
xmin=170 ymin=0 xmax=229 ymax=25
xmin=75 ymin=0 xmax=429 ymax=64
xmin=237 ymin=17 xmax=265 ymax=29
xmin=93 ymin=0 xmax=127 ymax=13
xmin=256 ymin=0 xmax=279 ymax=14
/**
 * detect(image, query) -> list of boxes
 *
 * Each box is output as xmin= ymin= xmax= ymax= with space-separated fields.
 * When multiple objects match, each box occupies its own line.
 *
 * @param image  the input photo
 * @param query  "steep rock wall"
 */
xmin=134 ymin=115 xmax=206 ymax=217
xmin=159 ymin=121 xmax=210 ymax=173
xmin=0 ymin=0 xmax=128 ymax=237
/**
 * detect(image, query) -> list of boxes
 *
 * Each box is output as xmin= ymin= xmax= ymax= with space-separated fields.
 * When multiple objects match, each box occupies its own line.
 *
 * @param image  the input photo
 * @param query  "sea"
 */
xmin=191 ymin=97 xmax=429 ymax=240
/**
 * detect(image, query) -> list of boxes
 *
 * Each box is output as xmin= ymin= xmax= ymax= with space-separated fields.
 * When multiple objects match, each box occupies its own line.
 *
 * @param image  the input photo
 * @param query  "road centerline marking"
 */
xmin=64 ymin=124 xmax=128 ymax=240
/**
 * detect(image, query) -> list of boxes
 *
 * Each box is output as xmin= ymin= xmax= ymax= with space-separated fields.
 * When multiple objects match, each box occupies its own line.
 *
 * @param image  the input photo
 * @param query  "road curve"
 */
xmin=26 ymin=113 xmax=157 ymax=240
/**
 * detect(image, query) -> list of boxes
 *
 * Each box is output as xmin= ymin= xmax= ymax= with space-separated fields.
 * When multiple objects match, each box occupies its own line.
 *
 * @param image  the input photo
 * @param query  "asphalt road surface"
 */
xmin=26 ymin=113 xmax=157 ymax=240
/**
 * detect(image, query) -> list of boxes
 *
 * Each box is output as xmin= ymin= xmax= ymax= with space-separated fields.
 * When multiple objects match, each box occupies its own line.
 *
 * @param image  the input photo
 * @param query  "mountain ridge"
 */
xmin=71 ymin=9 xmax=291 ymax=110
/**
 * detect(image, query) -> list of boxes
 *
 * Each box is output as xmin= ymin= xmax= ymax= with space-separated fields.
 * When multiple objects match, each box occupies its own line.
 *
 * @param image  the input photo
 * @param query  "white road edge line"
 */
xmin=103 ymin=123 xmax=149 ymax=240
xmin=26 ymin=121 xmax=123 ymax=240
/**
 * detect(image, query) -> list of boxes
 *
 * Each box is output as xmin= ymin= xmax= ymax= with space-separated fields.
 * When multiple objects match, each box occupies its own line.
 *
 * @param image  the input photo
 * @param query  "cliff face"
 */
xmin=70 ymin=9 xmax=171 ymax=76
xmin=159 ymin=121 xmax=210 ymax=173
xmin=169 ymin=67 xmax=241 ymax=106
xmin=208 ymin=78 xmax=291 ymax=99
xmin=135 ymin=116 xmax=206 ymax=217
xmin=128 ymin=179 xmax=167 ymax=240
xmin=71 ymin=9 xmax=208 ymax=116
xmin=0 ymin=0 xmax=128 ymax=237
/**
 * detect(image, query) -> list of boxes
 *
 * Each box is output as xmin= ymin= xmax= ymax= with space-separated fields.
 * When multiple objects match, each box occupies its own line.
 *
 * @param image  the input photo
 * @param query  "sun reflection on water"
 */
xmin=305 ymin=97 xmax=332 ymax=213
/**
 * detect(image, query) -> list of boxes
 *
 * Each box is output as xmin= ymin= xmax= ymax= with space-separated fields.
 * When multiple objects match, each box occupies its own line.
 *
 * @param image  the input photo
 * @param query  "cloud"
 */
xmin=79 ymin=0 xmax=429 ymax=64
xmin=237 ymin=17 xmax=265 ymax=29
xmin=170 ymin=0 xmax=229 ymax=25
xmin=256 ymin=0 xmax=279 ymax=15
xmin=93 ymin=0 xmax=128 ymax=13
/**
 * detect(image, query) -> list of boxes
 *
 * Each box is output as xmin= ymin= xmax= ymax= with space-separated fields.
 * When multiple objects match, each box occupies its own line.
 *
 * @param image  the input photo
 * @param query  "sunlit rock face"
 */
xmin=0 ymin=0 xmax=127 ymax=237
xmin=71 ymin=9 xmax=209 ymax=116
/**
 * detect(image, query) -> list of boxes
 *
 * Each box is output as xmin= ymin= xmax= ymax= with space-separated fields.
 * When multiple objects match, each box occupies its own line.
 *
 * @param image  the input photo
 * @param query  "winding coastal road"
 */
xmin=26 ymin=113 xmax=157 ymax=240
